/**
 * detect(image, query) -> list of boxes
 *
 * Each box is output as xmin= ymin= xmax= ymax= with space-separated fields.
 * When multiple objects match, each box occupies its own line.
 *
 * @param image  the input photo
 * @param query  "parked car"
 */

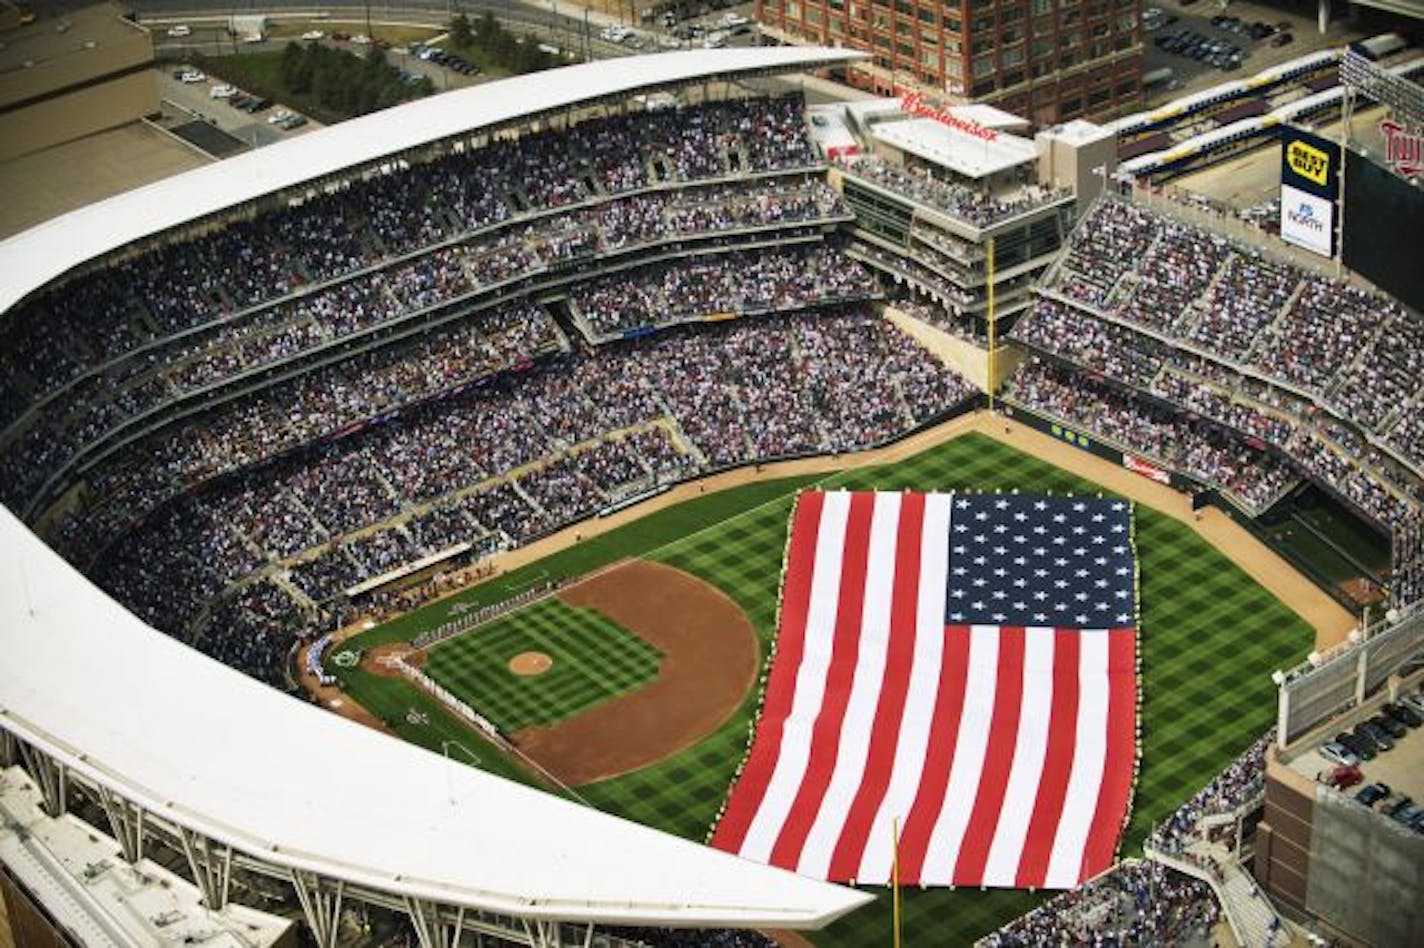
xmin=229 ymin=94 xmax=254 ymax=109
xmin=1382 ymin=794 xmax=1414 ymax=817
xmin=178 ymin=69 xmax=204 ymax=83
xmin=1383 ymin=700 xmax=1422 ymax=728
xmin=301 ymin=30 xmax=325 ymax=41
xmin=1336 ymin=731 xmax=1375 ymax=761
xmin=166 ymin=24 xmax=191 ymax=37
xmin=209 ymin=84 xmax=236 ymax=99
xmin=1356 ymin=782 xmax=1391 ymax=807
xmin=277 ymin=114 xmax=308 ymax=131
xmin=1324 ymin=763 xmax=1362 ymax=788
xmin=1372 ymin=711 xmax=1408 ymax=738
xmin=1399 ymin=692 xmax=1424 ymax=717
xmin=1358 ymin=720 xmax=1394 ymax=752
xmin=266 ymin=108 xmax=292 ymax=124
xmin=1273 ymin=32 xmax=1295 ymax=47
xmin=1319 ymin=741 xmax=1360 ymax=767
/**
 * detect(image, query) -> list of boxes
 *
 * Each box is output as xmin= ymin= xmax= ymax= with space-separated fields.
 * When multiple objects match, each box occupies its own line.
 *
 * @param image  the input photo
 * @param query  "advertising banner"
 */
xmin=1280 ymin=184 xmax=1335 ymax=256
xmin=1279 ymin=127 xmax=1340 ymax=258
xmin=1123 ymin=453 xmax=1171 ymax=485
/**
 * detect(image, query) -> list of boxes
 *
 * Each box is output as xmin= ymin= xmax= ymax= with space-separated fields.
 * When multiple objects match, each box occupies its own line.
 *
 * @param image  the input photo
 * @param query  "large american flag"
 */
xmin=710 ymin=491 xmax=1138 ymax=889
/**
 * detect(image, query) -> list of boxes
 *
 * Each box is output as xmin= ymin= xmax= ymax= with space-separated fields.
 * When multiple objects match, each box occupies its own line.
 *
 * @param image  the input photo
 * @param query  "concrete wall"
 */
xmin=1256 ymin=760 xmax=1316 ymax=912
xmin=883 ymin=305 xmax=1022 ymax=391
xmin=0 ymin=70 xmax=157 ymax=162
xmin=1306 ymin=788 xmax=1424 ymax=947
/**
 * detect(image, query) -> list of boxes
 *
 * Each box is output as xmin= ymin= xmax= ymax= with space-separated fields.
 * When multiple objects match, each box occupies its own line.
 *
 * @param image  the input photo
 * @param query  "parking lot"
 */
xmin=1292 ymin=678 xmax=1424 ymax=835
xmin=155 ymin=67 xmax=323 ymax=153
xmin=1141 ymin=0 xmax=1373 ymax=105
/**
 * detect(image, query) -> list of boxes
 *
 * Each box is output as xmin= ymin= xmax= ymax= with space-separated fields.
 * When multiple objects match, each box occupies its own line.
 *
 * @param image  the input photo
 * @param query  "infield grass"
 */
xmin=423 ymin=598 xmax=662 ymax=732
xmin=337 ymin=431 xmax=1314 ymax=945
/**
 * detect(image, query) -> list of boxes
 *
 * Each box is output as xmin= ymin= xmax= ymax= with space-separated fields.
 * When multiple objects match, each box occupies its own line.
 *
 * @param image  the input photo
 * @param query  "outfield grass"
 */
xmin=337 ymin=432 xmax=1314 ymax=945
xmin=423 ymin=598 xmax=662 ymax=732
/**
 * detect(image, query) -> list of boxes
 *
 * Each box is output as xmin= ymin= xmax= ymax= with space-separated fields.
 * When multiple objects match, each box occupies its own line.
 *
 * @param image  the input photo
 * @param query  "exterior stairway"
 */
xmin=1147 ymin=838 xmax=1289 ymax=948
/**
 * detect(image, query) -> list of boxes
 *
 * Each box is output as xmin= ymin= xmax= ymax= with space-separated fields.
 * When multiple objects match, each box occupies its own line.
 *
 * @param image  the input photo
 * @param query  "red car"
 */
xmin=1326 ymin=764 xmax=1363 ymax=789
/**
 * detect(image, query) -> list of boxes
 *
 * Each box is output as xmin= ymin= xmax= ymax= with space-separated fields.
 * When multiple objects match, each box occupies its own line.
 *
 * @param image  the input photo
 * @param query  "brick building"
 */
xmin=758 ymin=0 xmax=1144 ymax=124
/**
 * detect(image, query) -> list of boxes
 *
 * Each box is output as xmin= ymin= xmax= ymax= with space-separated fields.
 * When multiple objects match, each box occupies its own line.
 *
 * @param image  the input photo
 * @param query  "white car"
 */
xmin=300 ymin=30 xmax=325 ymax=41
xmin=1318 ymin=741 xmax=1360 ymax=768
xmin=178 ymin=69 xmax=205 ymax=83
xmin=350 ymin=34 xmax=371 ymax=45
xmin=166 ymin=25 xmax=191 ymax=37
xmin=266 ymin=108 xmax=293 ymax=124
xmin=209 ymin=84 xmax=236 ymax=99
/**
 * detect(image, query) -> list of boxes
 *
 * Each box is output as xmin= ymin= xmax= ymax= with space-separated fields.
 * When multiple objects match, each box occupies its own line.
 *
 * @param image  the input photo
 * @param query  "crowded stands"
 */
xmin=46 ymin=308 xmax=971 ymax=682
xmin=982 ymin=858 xmax=1221 ymax=947
xmin=1017 ymin=196 xmax=1424 ymax=607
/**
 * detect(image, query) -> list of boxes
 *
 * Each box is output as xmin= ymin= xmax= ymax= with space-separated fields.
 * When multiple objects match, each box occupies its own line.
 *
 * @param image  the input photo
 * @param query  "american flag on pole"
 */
xmin=710 ymin=491 xmax=1138 ymax=889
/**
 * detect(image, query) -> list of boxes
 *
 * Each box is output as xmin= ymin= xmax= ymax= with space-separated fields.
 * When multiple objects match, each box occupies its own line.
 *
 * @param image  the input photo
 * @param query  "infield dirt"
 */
xmin=511 ymin=559 xmax=761 ymax=785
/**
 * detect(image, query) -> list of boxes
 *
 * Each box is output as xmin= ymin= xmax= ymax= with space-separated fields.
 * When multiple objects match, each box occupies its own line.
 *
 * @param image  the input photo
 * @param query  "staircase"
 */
xmin=1147 ymin=839 xmax=1288 ymax=948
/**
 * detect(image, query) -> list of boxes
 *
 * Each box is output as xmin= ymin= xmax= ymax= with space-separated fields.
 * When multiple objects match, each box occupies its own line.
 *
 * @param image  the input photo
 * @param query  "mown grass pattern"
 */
xmin=423 ymin=598 xmax=662 ymax=732
xmin=338 ymin=432 xmax=1313 ymax=946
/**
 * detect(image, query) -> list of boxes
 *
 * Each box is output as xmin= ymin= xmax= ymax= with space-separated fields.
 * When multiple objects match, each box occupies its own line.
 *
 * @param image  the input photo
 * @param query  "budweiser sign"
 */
xmin=1380 ymin=120 xmax=1422 ymax=178
xmin=897 ymin=90 xmax=998 ymax=142
xmin=1123 ymin=454 xmax=1171 ymax=486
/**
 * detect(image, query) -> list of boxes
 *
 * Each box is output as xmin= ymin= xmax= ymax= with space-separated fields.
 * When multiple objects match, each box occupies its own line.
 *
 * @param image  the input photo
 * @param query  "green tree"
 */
xmin=450 ymin=13 xmax=474 ymax=48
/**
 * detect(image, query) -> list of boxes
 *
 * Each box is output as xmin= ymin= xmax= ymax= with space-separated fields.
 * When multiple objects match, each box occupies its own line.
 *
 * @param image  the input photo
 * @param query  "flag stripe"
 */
xmin=710 ymin=491 xmax=827 ymax=854
xmin=1043 ymin=630 xmax=1112 ymax=888
xmin=891 ymin=624 xmax=971 ymax=885
xmin=1014 ymin=628 xmax=1082 ymax=888
xmin=767 ymin=492 xmax=876 ymax=867
xmin=919 ymin=625 xmax=1001 ymax=885
xmin=854 ymin=493 xmax=953 ymax=885
xmin=825 ymin=492 xmax=926 ymax=882
xmin=951 ymin=626 xmax=1027 ymax=886
xmin=739 ymin=491 xmax=853 ymax=862
xmin=1078 ymin=628 xmax=1138 ymax=882
xmin=794 ymin=493 xmax=903 ymax=877
xmin=982 ymin=627 xmax=1057 ymax=887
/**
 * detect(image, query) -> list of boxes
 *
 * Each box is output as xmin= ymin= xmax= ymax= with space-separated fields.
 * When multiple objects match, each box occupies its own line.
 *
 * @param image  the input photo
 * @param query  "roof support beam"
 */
xmin=96 ymin=784 xmax=145 ymax=864
xmin=17 ymin=741 xmax=66 ymax=817
xmin=178 ymin=826 xmax=233 ymax=911
xmin=292 ymin=869 xmax=345 ymax=948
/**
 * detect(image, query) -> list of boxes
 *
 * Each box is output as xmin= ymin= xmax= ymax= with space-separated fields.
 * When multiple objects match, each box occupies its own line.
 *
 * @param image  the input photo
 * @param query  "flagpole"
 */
xmin=986 ymin=235 xmax=997 ymax=412
xmin=892 ymin=816 xmax=903 ymax=948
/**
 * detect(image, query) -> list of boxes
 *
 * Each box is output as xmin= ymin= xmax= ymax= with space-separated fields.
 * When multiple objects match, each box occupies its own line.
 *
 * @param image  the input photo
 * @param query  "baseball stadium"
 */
xmin=1 ymin=22 xmax=1423 ymax=948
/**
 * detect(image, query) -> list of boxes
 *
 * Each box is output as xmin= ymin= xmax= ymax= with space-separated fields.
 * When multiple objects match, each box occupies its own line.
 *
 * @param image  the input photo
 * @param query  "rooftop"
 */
xmin=0 ymin=766 xmax=294 ymax=946
xmin=0 ymin=46 xmax=864 ymax=315
xmin=0 ymin=3 xmax=144 ymax=75
xmin=874 ymin=117 xmax=1039 ymax=180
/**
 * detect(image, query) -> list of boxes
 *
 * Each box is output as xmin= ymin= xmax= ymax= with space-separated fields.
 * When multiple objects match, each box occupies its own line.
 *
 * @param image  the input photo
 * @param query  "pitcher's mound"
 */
xmin=509 ymin=651 xmax=554 ymax=676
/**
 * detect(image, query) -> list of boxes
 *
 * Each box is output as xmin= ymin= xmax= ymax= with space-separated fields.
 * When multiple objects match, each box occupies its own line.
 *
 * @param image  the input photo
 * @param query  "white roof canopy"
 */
xmin=0 ymin=505 xmax=871 ymax=926
xmin=0 ymin=46 xmax=864 ymax=316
